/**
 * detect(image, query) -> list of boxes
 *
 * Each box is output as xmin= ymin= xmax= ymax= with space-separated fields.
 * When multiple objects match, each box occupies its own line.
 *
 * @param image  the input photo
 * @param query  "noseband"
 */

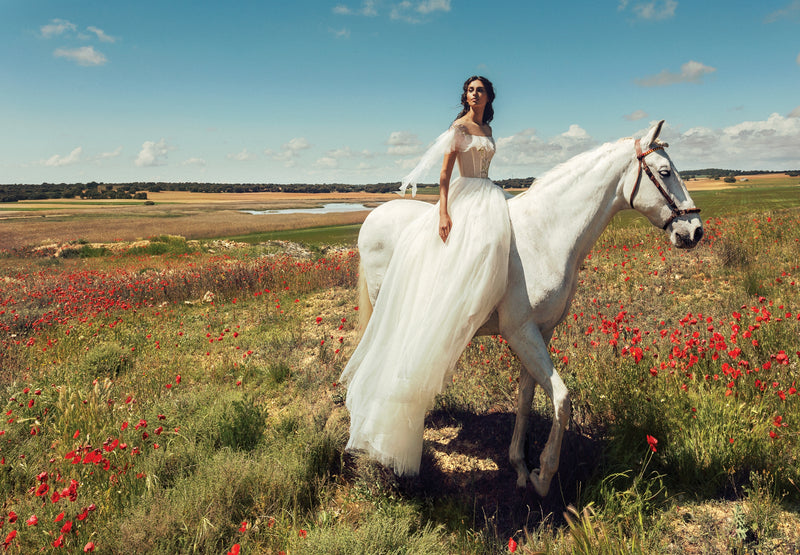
xmin=630 ymin=139 xmax=701 ymax=229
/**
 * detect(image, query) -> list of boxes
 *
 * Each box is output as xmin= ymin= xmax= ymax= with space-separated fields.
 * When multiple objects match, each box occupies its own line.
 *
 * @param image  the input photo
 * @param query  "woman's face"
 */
xmin=466 ymin=79 xmax=489 ymax=110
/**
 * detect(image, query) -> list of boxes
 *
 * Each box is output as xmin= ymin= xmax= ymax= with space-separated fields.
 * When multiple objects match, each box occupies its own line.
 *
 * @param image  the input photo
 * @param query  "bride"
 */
xmin=340 ymin=76 xmax=512 ymax=475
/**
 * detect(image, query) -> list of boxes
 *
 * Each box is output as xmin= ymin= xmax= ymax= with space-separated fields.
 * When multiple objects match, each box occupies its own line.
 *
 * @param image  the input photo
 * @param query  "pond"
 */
xmin=241 ymin=202 xmax=375 ymax=215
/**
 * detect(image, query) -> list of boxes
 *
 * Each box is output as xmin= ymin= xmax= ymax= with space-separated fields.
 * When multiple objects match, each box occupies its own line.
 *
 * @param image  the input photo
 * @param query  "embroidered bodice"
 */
xmin=399 ymin=123 xmax=496 ymax=196
xmin=452 ymin=124 xmax=495 ymax=179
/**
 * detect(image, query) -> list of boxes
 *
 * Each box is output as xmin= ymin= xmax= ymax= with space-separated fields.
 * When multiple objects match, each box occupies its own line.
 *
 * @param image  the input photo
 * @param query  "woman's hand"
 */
xmin=438 ymin=150 xmax=457 ymax=243
xmin=439 ymin=211 xmax=452 ymax=242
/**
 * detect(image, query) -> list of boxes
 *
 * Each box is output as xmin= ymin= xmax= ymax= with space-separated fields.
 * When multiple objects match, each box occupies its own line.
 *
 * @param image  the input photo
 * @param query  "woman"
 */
xmin=340 ymin=76 xmax=511 ymax=475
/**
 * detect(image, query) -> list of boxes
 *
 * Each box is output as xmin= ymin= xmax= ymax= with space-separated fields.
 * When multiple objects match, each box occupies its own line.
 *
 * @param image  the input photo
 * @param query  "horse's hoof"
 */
xmin=529 ymin=470 xmax=551 ymax=497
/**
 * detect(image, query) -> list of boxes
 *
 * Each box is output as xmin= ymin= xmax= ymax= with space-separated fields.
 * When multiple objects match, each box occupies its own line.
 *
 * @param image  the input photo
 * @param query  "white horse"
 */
xmin=355 ymin=120 xmax=703 ymax=496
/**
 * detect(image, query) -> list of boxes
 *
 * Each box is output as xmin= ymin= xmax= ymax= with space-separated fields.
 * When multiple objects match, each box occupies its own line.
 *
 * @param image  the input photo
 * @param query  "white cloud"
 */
xmin=264 ymin=137 xmax=311 ymax=167
xmin=494 ymin=125 xmax=596 ymax=175
xmin=54 ymin=46 xmax=107 ymax=66
xmin=391 ymin=0 xmax=450 ymax=23
xmin=43 ymin=146 xmax=82 ymax=167
xmin=227 ymin=148 xmax=257 ymax=161
xmin=635 ymin=60 xmax=715 ymax=87
xmin=668 ymin=113 xmax=800 ymax=169
xmin=40 ymin=19 xmax=76 ymax=38
xmin=285 ymin=137 xmax=311 ymax=152
xmin=331 ymin=27 xmax=351 ymax=39
xmin=87 ymin=26 xmax=116 ymax=43
xmin=618 ymin=0 xmax=677 ymax=20
xmin=183 ymin=158 xmax=206 ymax=167
xmin=417 ymin=0 xmax=451 ymax=14
xmin=326 ymin=146 xmax=374 ymax=159
xmin=135 ymin=139 xmax=171 ymax=167
xmin=636 ymin=0 xmax=677 ymax=20
xmin=765 ymin=1 xmax=800 ymax=23
xmin=624 ymin=110 xmax=648 ymax=121
xmin=334 ymin=1 xmax=377 ymax=16
xmin=313 ymin=157 xmax=339 ymax=169
xmin=96 ymin=146 xmax=122 ymax=160
xmin=386 ymin=131 xmax=422 ymax=155
xmin=789 ymin=106 xmax=800 ymax=118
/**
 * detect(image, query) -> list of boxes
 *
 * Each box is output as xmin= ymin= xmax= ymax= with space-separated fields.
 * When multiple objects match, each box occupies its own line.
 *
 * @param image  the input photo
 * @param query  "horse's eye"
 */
xmin=659 ymin=170 xmax=671 ymax=178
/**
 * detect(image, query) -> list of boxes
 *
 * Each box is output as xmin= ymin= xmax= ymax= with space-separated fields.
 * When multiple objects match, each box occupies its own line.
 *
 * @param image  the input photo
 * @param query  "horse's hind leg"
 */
xmin=505 ymin=322 xmax=570 ymax=497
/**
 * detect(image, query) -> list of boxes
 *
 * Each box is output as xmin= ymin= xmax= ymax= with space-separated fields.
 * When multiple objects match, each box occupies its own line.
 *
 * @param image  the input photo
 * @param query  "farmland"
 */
xmin=0 ymin=176 xmax=799 ymax=553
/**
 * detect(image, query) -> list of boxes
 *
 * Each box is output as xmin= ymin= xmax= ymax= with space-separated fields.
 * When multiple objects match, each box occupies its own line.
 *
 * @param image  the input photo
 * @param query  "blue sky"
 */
xmin=2 ymin=0 xmax=799 ymax=185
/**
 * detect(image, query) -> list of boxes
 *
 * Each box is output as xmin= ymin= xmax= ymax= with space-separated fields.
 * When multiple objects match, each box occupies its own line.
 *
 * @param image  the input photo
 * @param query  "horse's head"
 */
xmin=623 ymin=120 xmax=704 ymax=249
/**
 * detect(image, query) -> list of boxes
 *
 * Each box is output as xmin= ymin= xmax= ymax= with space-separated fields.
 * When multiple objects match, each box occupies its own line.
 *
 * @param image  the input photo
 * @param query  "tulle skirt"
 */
xmin=340 ymin=176 xmax=511 ymax=475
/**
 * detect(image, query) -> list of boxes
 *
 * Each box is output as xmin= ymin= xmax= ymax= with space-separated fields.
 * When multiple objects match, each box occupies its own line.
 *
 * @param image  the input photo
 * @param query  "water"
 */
xmin=241 ymin=202 xmax=374 ymax=215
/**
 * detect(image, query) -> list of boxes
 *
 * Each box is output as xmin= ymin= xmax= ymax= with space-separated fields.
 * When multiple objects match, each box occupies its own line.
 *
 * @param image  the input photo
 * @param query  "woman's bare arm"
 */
xmin=438 ymin=151 xmax=458 ymax=242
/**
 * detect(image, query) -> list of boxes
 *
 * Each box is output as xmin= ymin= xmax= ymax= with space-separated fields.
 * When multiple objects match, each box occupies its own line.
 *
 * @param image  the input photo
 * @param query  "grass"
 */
xmin=1 ymin=189 xmax=799 ymax=553
xmin=228 ymin=224 xmax=364 ymax=246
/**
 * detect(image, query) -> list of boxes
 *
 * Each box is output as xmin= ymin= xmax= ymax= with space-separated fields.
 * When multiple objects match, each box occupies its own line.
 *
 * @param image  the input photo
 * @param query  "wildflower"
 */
xmin=298 ymin=529 xmax=308 ymax=538
xmin=3 ymin=530 xmax=17 ymax=549
xmin=7 ymin=511 xmax=17 ymax=523
xmin=228 ymin=545 xmax=241 ymax=555
xmin=53 ymin=534 xmax=65 ymax=547
xmin=61 ymin=520 xmax=73 ymax=534
xmin=646 ymin=434 xmax=658 ymax=453
xmin=27 ymin=514 xmax=38 ymax=526
xmin=509 ymin=537 xmax=518 ymax=552
xmin=239 ymin=521 xmax=247 ymax=532
xmin=84 ymin=542 xmax=96 ymax=552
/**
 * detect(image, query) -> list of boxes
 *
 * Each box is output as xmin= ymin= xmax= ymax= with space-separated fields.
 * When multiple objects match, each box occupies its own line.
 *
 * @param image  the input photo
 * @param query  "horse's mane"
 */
xmin=515 ymin=138 xmax=629 ymax=199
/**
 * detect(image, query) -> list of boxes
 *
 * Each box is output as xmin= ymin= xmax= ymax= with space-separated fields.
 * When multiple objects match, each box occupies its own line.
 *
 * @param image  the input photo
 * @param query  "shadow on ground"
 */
xmin=345 ymin=409 xmax=603 ymax=540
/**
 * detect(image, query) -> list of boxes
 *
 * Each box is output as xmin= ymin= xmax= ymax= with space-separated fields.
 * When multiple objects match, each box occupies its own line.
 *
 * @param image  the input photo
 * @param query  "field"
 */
xmin=0 ymin=190 xmax=437 ymax=251
xmin=1 ymin=176 xmax=799 ymax=553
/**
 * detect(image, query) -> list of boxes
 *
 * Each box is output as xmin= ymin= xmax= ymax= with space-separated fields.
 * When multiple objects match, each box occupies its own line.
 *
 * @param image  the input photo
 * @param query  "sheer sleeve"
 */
xmin=399 ymin=126 xmax=465 ymax=197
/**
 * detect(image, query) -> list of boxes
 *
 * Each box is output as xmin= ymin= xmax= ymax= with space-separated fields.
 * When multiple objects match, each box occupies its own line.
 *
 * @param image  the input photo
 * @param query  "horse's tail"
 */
xmin=357 ymin=260 xmax=373 ymax=339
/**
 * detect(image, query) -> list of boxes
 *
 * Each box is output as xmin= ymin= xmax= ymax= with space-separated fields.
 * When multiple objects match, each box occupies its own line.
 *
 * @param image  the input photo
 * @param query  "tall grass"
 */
xmin=1 ymin=207 xmax=799 ymax=553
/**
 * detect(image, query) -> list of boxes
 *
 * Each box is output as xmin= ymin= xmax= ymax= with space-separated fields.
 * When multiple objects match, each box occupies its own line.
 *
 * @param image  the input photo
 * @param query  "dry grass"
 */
xmin=0 ymin=191 xmax=441 ymax=250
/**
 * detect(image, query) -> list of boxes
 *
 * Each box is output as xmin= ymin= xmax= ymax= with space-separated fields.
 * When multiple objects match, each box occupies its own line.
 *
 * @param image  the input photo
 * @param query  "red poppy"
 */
xmin=3 ymin=530 xmax=17 ymax=549
xmin=508 ymin=537 xmax=518 ymax=552
xmin=646 ymin=435 xmax=658 ymax=453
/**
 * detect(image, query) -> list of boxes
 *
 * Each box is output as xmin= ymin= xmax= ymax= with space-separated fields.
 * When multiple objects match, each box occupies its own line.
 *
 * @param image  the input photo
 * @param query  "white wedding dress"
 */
xmin=340 ymin=124 xmax=511 ymax=475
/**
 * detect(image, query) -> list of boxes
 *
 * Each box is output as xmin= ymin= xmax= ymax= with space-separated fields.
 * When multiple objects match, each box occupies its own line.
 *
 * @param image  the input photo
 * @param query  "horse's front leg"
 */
xmin=505 ymin=321 xmax=570 ymax=497
xmin=509 ymin=369 xmax=536 ymax=487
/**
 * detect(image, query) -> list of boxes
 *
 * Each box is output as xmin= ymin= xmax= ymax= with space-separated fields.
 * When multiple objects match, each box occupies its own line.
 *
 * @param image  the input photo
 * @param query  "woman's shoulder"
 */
xmin=451 ymin=117 xmax=491 ymax=137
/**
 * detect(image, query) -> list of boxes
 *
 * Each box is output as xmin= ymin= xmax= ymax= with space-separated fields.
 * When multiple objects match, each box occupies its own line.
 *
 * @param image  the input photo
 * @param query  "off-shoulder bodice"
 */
xmin=400 ymin=123 xmax=496 ymax=196
xmin=453 ymin=126 xmax=495 ymax=178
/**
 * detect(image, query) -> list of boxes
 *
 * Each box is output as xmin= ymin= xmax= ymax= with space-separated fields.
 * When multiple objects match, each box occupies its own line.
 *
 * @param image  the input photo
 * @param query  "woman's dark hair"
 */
xmin=456 ymin=75 xmax=495 ymax=124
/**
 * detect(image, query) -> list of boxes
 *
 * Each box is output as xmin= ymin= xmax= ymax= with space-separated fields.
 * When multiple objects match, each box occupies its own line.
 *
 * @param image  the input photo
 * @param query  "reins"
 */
xmin=630 ymin=139 xmax=701 ymax=229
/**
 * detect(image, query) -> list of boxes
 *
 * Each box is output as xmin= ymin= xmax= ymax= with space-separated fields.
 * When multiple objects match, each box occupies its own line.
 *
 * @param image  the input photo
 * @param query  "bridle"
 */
xmin=629 ymin=139 xmax=701 ymax=229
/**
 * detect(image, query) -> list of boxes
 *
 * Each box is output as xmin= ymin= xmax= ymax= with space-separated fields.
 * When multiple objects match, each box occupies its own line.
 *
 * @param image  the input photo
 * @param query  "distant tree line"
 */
xmin=1 ymin=177 xmax=539 ymax=203
xmin=0 ymin=182 xmax=147 ymax=203
xmin=681 ymin=169 xmax=800 ymax=180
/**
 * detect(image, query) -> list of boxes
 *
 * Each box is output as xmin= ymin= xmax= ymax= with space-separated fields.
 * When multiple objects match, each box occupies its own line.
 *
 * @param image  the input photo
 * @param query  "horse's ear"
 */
xmin=642 ymin=120 xmax=665 ymax=146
